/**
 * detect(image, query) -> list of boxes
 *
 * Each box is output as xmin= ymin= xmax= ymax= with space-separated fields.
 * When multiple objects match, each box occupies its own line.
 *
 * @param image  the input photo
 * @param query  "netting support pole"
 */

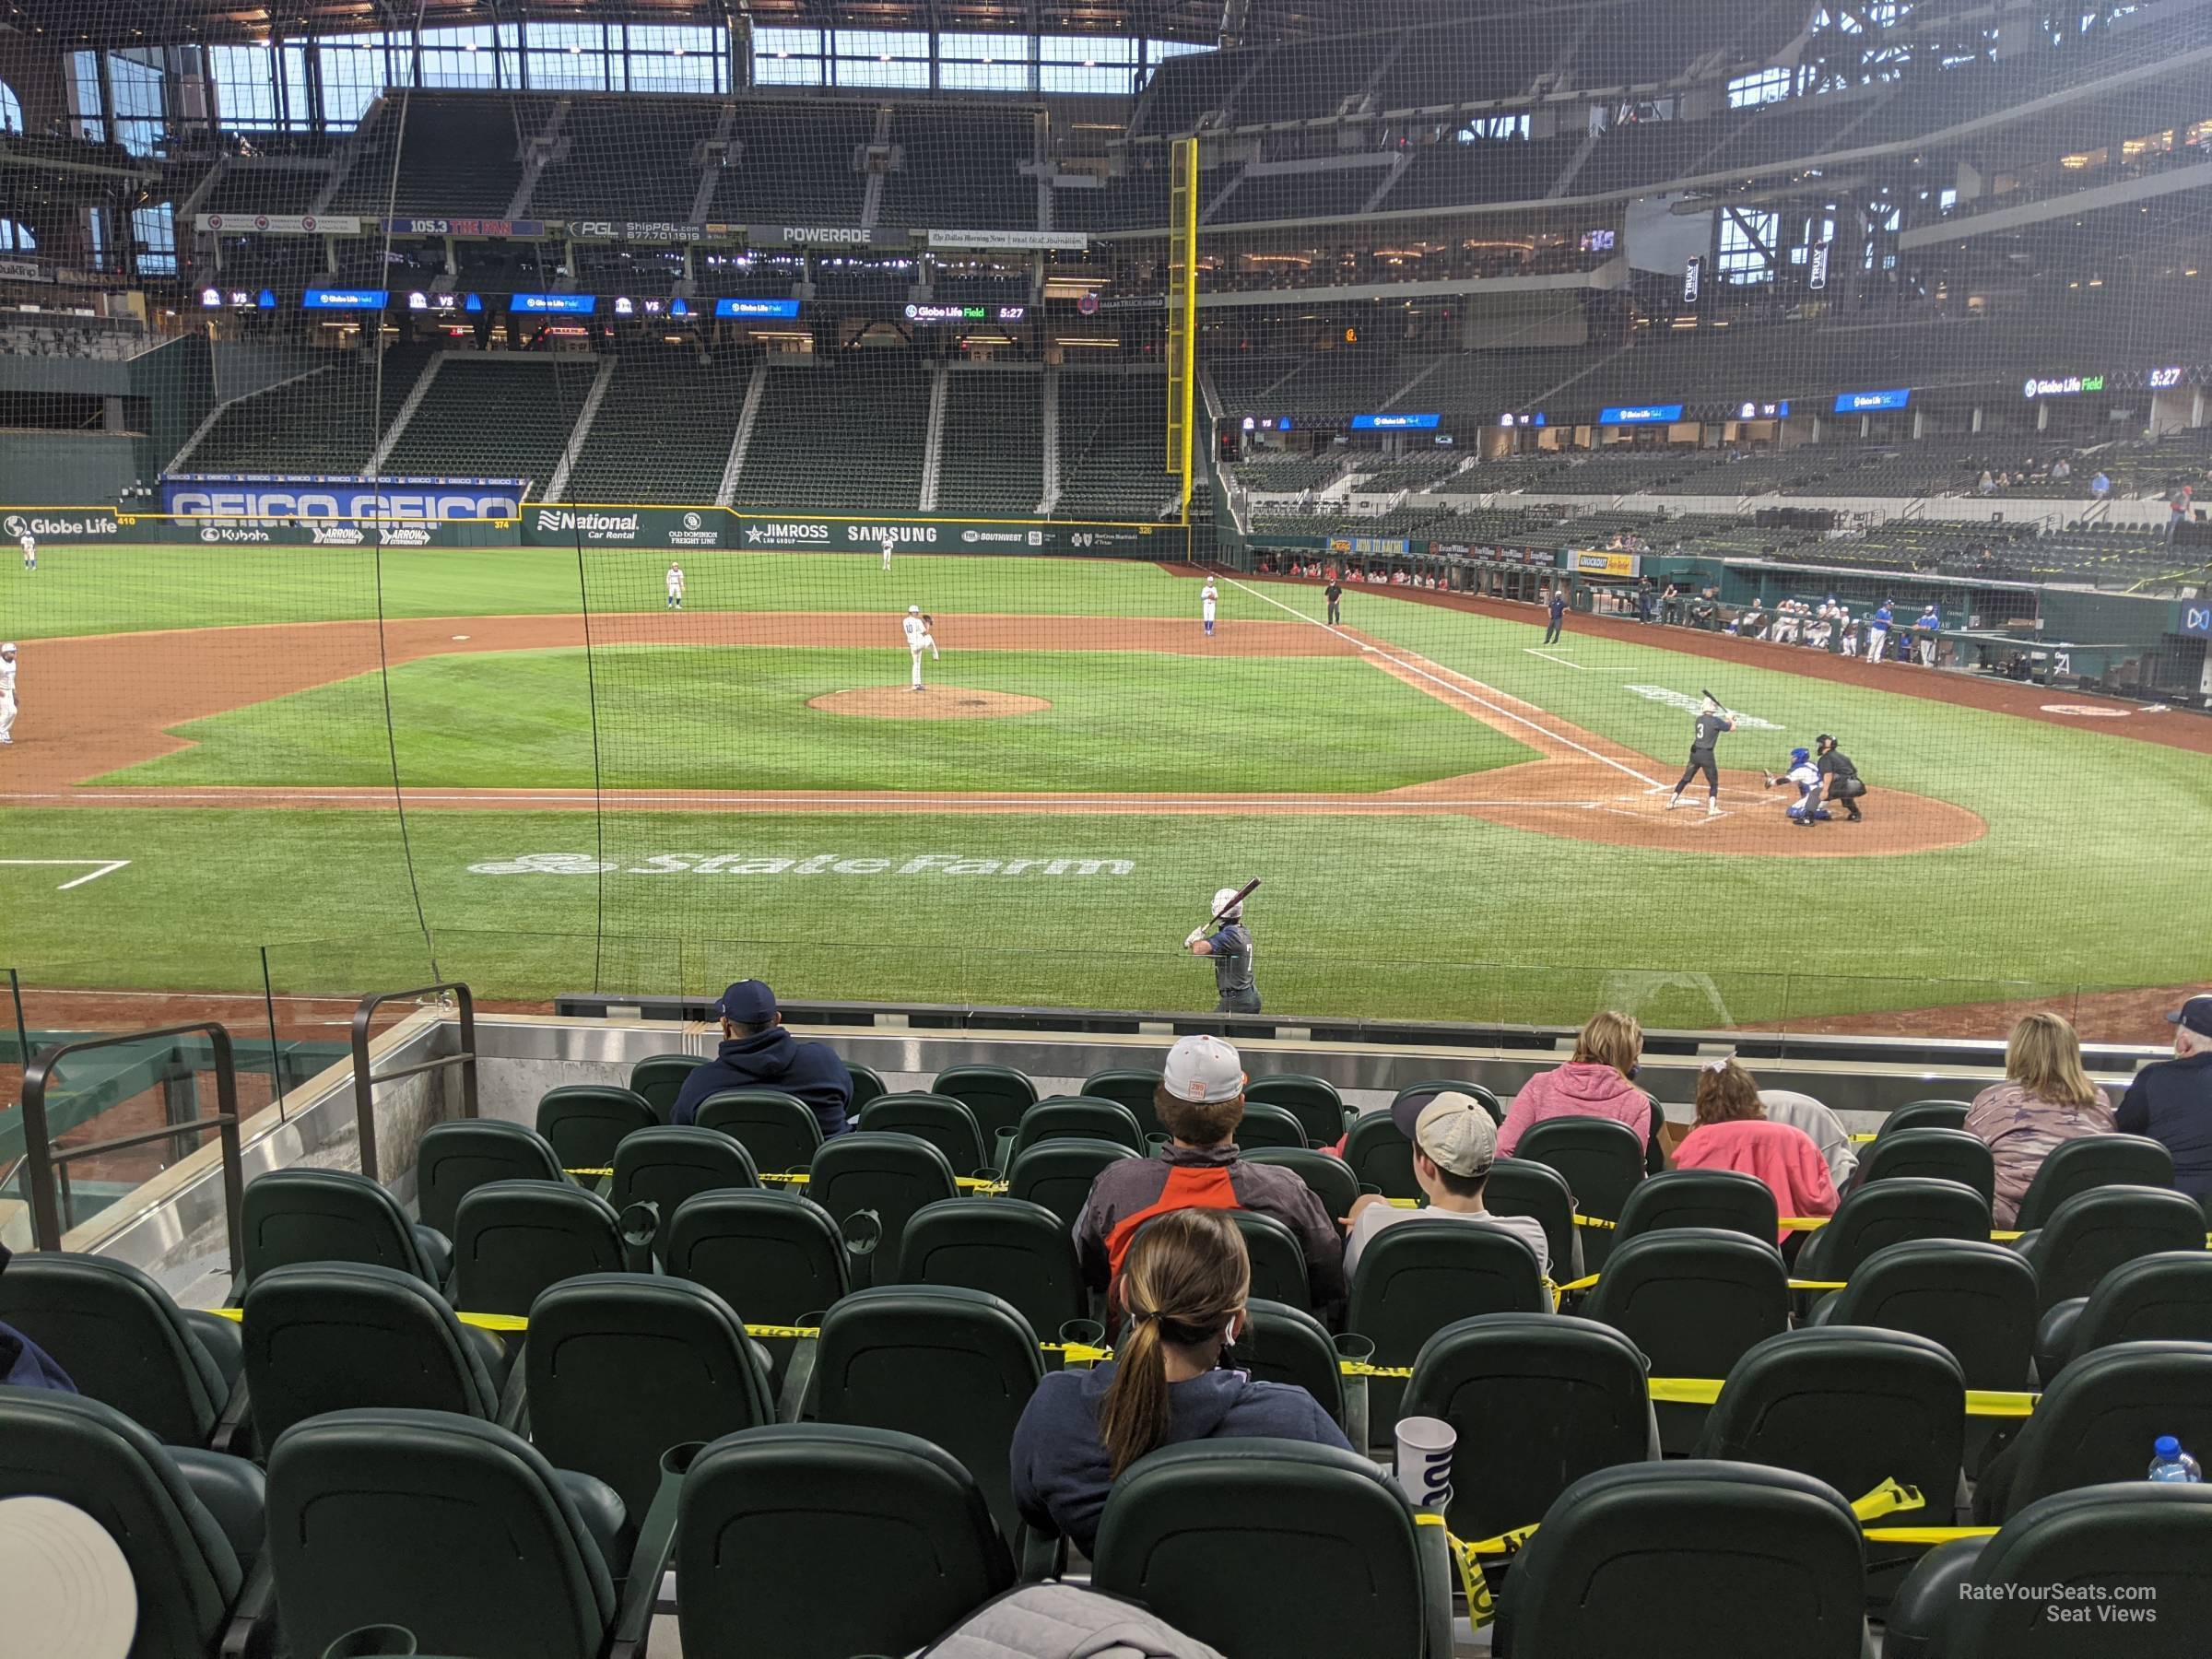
xmin=1166 ymin=135 xmax=1200 ymax=524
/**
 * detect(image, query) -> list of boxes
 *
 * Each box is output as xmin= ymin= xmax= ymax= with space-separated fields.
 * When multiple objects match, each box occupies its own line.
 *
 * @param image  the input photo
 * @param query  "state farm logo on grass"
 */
xmin=1624 ymin=685 xmax=1783 ymax=731
xmin=467 ymin=851 xmax=1137 ymax=878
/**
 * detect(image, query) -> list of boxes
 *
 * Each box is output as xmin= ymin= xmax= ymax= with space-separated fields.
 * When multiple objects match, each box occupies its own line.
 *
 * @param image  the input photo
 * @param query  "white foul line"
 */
xmin=1225 ymin=579 xmax=1665 ymax=789
xmin=1524 ymin=648 xmax=1585 ymax=670
xmin=0 ymin=858 xmax=132 ymax=890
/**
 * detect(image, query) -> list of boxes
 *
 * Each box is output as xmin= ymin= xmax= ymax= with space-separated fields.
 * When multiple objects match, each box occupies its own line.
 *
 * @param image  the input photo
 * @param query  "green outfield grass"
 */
xmin=94 ymin=645 xmax=1524 ymax=793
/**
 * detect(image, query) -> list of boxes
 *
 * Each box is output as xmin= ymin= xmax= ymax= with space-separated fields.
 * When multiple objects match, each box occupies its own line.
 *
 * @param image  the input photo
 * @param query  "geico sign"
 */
xmin=167 ymin=489 xmax=519 ymax=520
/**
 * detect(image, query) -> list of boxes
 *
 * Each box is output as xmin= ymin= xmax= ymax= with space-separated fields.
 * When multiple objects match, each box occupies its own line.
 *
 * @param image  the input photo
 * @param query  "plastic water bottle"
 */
xmin=2147 ymin=1436 xmax=2203 ymax=1483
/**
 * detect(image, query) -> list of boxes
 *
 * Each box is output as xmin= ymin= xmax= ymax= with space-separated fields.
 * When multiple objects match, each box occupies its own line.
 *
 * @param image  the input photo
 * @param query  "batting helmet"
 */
xmin=1212 ymin=887 xmax=1244 ymax=920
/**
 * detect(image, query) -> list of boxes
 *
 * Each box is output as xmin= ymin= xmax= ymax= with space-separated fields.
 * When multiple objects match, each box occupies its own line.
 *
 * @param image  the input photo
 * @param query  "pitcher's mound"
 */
xmin=808 ymin=687 xmax=1052 ymax=720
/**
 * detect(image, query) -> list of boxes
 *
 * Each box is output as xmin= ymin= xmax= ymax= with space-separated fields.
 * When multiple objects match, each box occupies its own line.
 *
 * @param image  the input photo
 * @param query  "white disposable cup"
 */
xmin=1394 ymin=1414 xmax=1456 ymax=1513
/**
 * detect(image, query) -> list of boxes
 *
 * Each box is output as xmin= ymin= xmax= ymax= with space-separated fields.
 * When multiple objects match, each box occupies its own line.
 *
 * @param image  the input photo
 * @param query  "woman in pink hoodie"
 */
xmin=1496 ymin=1010 xmax=1665 ymax=1174
xmin=1672 ymin=1059 xmax=1839 ymax=1241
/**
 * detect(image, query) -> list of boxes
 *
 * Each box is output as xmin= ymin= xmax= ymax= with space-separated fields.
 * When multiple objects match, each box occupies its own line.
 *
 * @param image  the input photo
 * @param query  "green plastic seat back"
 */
xmin=1230 ymin=1298 xmax=1345 ymax=1424
xmin=1992 ymin=1340 xmax=2212 ymax=1519
xmin=664 ymin=1189 xmax=850 ymax=1326
xmin=1344 ymin=1110 xmax=1418 ymax=1201
xmin=266 ymin=1407 xmax=616 ymax=1659
xmin=534 ymin=1084 xmax=657 ymax=1172
xmin=844 ymin=1063 xmax=888 ymax=1112
xmin=1796 ymin=1178 xmax=1990 ymax=1281
xmin=0 ymin=1252 xmax=227 ymax=1446
xmin=241 ymin=1167 xmax=437 ymax=1288
xmin=1228 ymin=1207 xmax=1315 ymax=1312
xmin=692 ymin=1088 xmax=821 ymax=1176
xmin=525 ymin=1273 xmax=774 ymax=1520
xmin=2066 ymin=1251 xmax=2212 ymax=1365
xmin=857 ymin=1092 xmax=990 ymax=1175
xmin=1483 ymin=1158 xmax=1579 ymax=1280
xmin=417 ymin=1120 xmax=566 ymax=1238
xmin=1013 ymin=1097 xmax=1145 ymax=1156
xmin=0 ymin=1387 xmax=244 ymax=1659
xmin=1516 ymin=1115 xmax=1648 ymax=1270
xmin=677 ymin=1424 xmax=1014 ymax=1659
xmin=1246 ymin=1074 xmax=1346 ymax=1145
xmin=898 ymin=1197 xmax=1086 ymax=1342
xmin=243 ymin=1261 xmax=499 ymax=1446
xmin=1879 ymin=1100 xmax=1971 ymax=1136
xmin=1242 ymin=1146 xmax=1360 ymax=1220
xmin=626 ymin=1053 xmax=707 ymax=1120
xmin=813 ymin=1285 xmax=1044 ymax=1543
xmin=932 ymin=1064 xmax=1039 ymax=1142
xmin=1006 ymin=1137 xmax=1141 ymax=1229
xmin=1233 ymin=1100 xmax=1309 ymax=1151
xmin=1617 ymin=1168 xmax=1779 ymax=1243
xmin=809 ymin=1131 xmax=961 ymax=1287
xmin=1348 ymin=1217 xmax=1548 ymax=1434
xmin=1402 ymin=1312 xmax=1653 ymax=1544
xmin=2014 ymin=1134 xmax=2175 ymax=1232
xmin=1818 ymin=1239 xmax=2038 ymax=1391
xmin=2022 ymin=1186 xmax=2207 ymax=1313
xmin=1949 ymin=1484 xmax=2212 ymax=1655
xmin=1498 ymin=1462 xmax=1865 ymax=1659
xmin=1582 ymin=1228 xmax=1789 ymax=1383
xmin=1856 ymin=1127 xmax=1996 ymax=1210
xmin=609 ymin=1125 xmax=760 ymax=1226
xmin=451 ymin=1180 xmax=625 ymax=1317
xmin=1091 ymin=1439 xmax=1430 ymax=1659
xmin=1393 ymin=1079 xmax=1503 ymax=1124
xmin=1081 ymin=1068 xmax=1165 ymax=1137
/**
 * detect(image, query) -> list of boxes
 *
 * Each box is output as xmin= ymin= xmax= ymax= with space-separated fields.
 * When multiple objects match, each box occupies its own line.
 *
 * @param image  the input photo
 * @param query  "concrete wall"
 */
xmin=0 ymin=431 xmax=142 ymax=503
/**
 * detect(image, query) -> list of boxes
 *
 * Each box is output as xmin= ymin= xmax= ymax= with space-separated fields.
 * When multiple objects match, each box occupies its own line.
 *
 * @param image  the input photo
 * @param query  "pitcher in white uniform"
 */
xmin=0 ymin=642 xmax=18 ymax=745
xmin=1201 ymin=577 xmax=1218 ymax=638
xmin=901 ymin=605 xmax=938 ymax=690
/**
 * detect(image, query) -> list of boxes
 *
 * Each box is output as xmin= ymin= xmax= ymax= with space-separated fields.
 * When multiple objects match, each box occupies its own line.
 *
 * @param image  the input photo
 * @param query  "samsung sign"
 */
xmin=1349 ymin=413 xmax=1441 ymax=430
xmin=1598 ymin=405 xmax=1683 ymax=426
xmin=1833 ymin=388 xmax=1912 ymax=413
xmin=161 ymin=475 xmax=524 ymax=522
xmin=713 ymin=297 xmax=803 ymax=320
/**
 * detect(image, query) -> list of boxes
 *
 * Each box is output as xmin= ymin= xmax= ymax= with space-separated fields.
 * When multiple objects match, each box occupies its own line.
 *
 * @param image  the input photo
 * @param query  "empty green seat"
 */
xmin=1616 ymin=1168 xmax=1778 ymax=1243
xmin=898 ymin=1197 xmax=1086 ymax=1342
xmin=1878 ymin=1100 xmax=1971 ymax=1136
xmin=664 ymin=1189 xmax=849 ymax=1326
xmin=843 ymin=1062 xmax=888 ymax=1112
xmin=1516 ymin=1116 xmax=1648 ymax=1269
xmin=1392 ymin=1079 xmax=1503 ymax=1124
xmin=1245 ymin=1075 xmax=1345 ymax=1145
xmin=1973 ymin=1340 xmax=2212 ymax=1523
xmin=1794 ymin=1177 xmax=1990 ymax=1281
xmin=534 ymin=1084 xmax=657 ymax=1172
xmin=1081 ymin=1067 xmax=1165 ymax=1137
xmin=2013 ymin=1133 xmax=2174 ymax=1230
xmin=809 ymin=1131 xmax=961 ymax=1288
xmin=1232 ymin=1100 xmax=1309 ymax=1151
xmin=1226 ymin=1208 xmax=1315 ymax=1312
xmin=2035 ymin=1251 xmax=2212 ymax=1382
xmin=857 ymin=1092 xmax=990 ymax=1174
xmin=608 ymin=1125 xmax=759 ymax=1232
xmin=693 ymin=1088 xmax=820 ymax=1176
xmin=1807 ymin=1238 xmax=2038 ymax=1390
xmin=1344 ymin=1110 xmax=1418 ymax=1200
xmin=241 ymin=1167 xmax=450 ymax=1290
xmin=2014 ymin=1186 xmax=2206 ymax=1314
xmin=1348 ymin=1218 xmax=1548 ymax=1439
xmin=1230 ymin=1298 xmax=1346 ymax=1428
xmin=1006 ymin=1137 xmax=1140 ymax=1229
xmin=451 ymin=1180 xmax=625 ymax=1317
xmin=933 ymin=1064 xmax=1038 ymax=1143
xmin=1013 ymin=1097 xmax=1145 ymax=1155
xmin=416 ymin=1119 xmax=567 ymax=1238
xmin=1242 ymin=1146 xmax=1360 ymax=1219
xmin=627 ymin=1053 xmax=707 ymax=1120
xmin=1853 ymin=1127 xmax=1996 ymax=1210
xmin=1484 ymin=1157 xmax=1581 ymax=1281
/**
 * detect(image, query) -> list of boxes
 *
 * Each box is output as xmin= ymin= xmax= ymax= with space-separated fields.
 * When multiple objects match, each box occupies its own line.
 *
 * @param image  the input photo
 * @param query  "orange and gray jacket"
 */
xmin=1072 ymin=1143 xmax=1346 ymax=1314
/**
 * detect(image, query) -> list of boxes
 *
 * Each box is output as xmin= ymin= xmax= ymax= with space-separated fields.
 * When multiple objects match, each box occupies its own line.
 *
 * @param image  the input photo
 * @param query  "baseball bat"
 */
xmin=1208 ymin=878 xmax=1261 ymax=927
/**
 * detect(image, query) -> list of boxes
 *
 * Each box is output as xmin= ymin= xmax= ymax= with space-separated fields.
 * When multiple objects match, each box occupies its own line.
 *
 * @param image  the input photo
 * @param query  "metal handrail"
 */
xmin=19 ymin=1023 xmax=245 ymax=1271
xmin=350 ymin=982 xmax=477 ymax=1182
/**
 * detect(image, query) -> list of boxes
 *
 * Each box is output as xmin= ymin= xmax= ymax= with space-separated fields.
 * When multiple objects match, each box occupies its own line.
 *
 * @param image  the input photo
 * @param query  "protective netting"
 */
xmin=2 ymin=3 xmax=2210 ymax=1038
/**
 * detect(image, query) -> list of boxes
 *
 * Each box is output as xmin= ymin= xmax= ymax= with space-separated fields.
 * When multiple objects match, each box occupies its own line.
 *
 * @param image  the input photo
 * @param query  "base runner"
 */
xmin=1666 ymin=692 xmax=1734 ymax=818
xmin=1185 ymin=886 xmax=1259 ymax=1013
xmin=902 ymin=604 xmax=938 ymax=691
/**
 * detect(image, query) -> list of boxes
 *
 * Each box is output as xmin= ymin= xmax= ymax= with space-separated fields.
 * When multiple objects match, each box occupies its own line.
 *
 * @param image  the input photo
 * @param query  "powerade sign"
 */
xmin=1349 ymin=413 xmax=1441 ymax=430
xmin=1833 ymin=388 xmax=1911 ymax=413
xmin=302 ymin=288 xmax=387 ymax=310
xmin=160 ymin=476 xmax=524 ymax=522
xmin=512 ymin=293 xmax=595 ymax=314
xmin=1598 ymin=405 xmax=1683 ymax=426
xmin=714 ymin=298 xmax=802 ymax=320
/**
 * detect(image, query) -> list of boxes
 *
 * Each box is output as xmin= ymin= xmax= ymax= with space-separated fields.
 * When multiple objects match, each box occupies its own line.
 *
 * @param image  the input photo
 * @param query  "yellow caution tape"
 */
xmin=1413 ymin=1514 xmax=1500 ymax=1625
xmin=1572 ymin=1214 xmax=1618 ymax=1231
xmin=1862 ymin=1525 xmax=2002 ymax=1544
xmin=1778 ymin=1216 xmax=1832 ymax=1231
xmin=753 ymin=1170 xmax=1006 ymax=1194
xmin=565 ymin=1167 xmax=613 ymax=1179
xmin=1849 ymin=1477 xmax=1924 ymax=1523
xmin=1848 ymin=1132 xmax=1878 ymax=1144
xmin=1555 ymin=1271 xmax=1603 ymax=1294
xmin=206 ymin=1305 xmax=530 ymax=1333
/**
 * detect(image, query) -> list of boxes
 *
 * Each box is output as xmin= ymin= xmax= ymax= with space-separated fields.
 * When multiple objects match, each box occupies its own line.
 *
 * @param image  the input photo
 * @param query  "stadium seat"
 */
xmin=1853 ymin=1126 xmax=1997 ymax=1210
xmin=2035 ymin=1249 xmax=2212 ymax=1383
xmin=933 ymin=1063 xmax=1038 ymax=1143
xmin=694 ymin=1088 xmax=821 ymax=1175
xmin=844 ymin=1063 xmax=888 ymax=1112
xmin=524 ymin=1274 xmax=775 ymax=1521
xmin=1484 ymin=1156 xmax=1581 ymax=1280
xmin=0 ymin=1252 xmax=239 ymax=1448
xmin=1227 ymin=1298 xmax=1347 ymax=1430
xmin=1243 ymin=1145 xmax=1362 ymax=1218
xmin=1878 ymin=1100 xmax=1972 ymax=1136
xmin=0 ymin=1388 xmax=267 ymax=1659
xmin=1246 ymin=1074 xmax=1346 ymax=1145
xmin=1401 ymin=1312 xmax=1653 ymax=1545
xmin=1347 ymin=1217 xmax=1549 ymax=1440
xmin=626 ymin=1053 xmax=706 ymax=1121
xmin=450 ymin=1180 xmax=626 ymax=1317
xmin=664 ymin=1189 xmax=850 ymax=1327
xmin=534 ymin=1084 xmax=657 ymax=1172
xmin=1231 ymin=1100 xmax=1310 ymax=1151
xmin=1794 ymin=1177 xmax=1991 ymax=1282
xmin=1392 ymin=1078 xmax=1504 ymax=1124
xmin=2012 ymin=1185 xmax=2206 ymax=1314
xmin=2012 ymin=1134 xmax=2176 ymax=1230
xmin=1006 ymin=1137 xmax=1141 ymax=1228
xmin=1090 ymin=1439 xmax=1448 ymax=1659
xmin=811 ymin=1284 xmax=1042 ymax=1543
xmin=1225 ymin=1208 xmax=1317 ymax=1312
xmin=1012 ymin=1096 xmax=1145 ymax=1155
xmin=677 ymin=1424 xmax=1015 ymax=1659
xmin=1807 ymin=1239 xmax=2039 ymax=1390
xmin=1973 ymin=1341 xmax=2212 ymax=1523
xmin=1497 ymin=1462 xmax=1866 ymax=1659
xmin=1615 ymin=1168 xmax=1779 ymax=1243
xmin=241 ymin=1261 xmax=509 ymax=1446
xmin=266 ymin=1407 xmax=661 ymax=1659
xmin=240 ymin=1166 xmax=451 ymax=1290
xmin=1344 ymin=1109 xmax=1418 ymax=1200
xmin=857 ymin=1091 xmax=991 ymax=1174
xmin=416 ymin=1119 xmax=568 ymax=1238
xmin=1515 ymin=1117 xmax=1648 ymax=1269
xmin=898 ymin=1196 xmax=1087 ymax=1342
xmin=1885 ymin=1483 xmax=2212 ymax=1659
xmin=1082 ymin=1067 xmax=1165 ymax=1136
xmin=809 ymin=1131 xmax=961 ymax=1288
xmin=1582 ymin=1229 xmax=1790 ymax=1453
xmin=608 ymin=1125 xmax=760 ymax=1236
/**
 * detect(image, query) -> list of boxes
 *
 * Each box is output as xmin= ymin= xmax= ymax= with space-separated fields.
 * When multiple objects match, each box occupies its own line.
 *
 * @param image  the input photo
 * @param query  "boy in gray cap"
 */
xmin=1340 ymin=1092 xmax=1550 ymax=1287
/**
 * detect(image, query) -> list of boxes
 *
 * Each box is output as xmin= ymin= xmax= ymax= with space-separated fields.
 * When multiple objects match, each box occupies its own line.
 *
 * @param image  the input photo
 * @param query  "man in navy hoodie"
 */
xmin=0 ymin=1245 xmax=78 ymax=1392
xmin=2117 ymin=994 xmax=2212 ymax=1206
xmin=669 ymin=980 xmax=853 ymax=1138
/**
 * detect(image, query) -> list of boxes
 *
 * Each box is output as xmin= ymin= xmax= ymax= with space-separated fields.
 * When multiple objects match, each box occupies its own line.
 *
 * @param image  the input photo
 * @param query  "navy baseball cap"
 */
xmin=2168 ymin=995 xmax=2212 ymax=1039
xmin=714 ymin=980 xmax=777 ymax=1024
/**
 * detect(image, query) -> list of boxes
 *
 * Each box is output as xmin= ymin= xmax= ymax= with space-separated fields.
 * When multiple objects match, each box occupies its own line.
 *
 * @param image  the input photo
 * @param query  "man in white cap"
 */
xmin=1339 ymin=1092 xmax=1550 ymax=1289
xmin=1072 ymin=1032 xmax=1344 ymax=1315
xmin=900 ymin=605 xmax=937 ymax=691
xmin=0 ymin=642 xmax=17 ymax=746
xmin=1185 ymin=886 xmax=1259 ymax=1014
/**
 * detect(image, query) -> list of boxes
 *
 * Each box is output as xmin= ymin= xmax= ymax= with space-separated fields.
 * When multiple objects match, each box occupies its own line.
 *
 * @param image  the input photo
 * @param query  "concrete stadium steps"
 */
xmin=934 ymin=371 xmax=1047 ymax=515
xmin=328 ymin=92 xmax=551 ymax=218
xmin=560 ymin=347 xmax=752 ymax=504
xmin=381 ymin=353 xmax=605 ymax=498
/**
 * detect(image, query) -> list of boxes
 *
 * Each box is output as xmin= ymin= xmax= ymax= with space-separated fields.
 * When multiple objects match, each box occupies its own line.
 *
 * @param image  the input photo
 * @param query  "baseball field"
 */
xmin=3 ymin=544 xmax=2206 ymax=1038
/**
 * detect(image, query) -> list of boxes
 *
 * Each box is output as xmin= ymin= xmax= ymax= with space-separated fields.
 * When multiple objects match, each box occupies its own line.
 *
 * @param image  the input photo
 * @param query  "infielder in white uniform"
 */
xmin=901 ymin=605 xmax=938 ymax=691
xmin=1201 ymin=577 xmax=1218 ymax=638
xmin=665 ymin=562 xmax=685 ymax=610
xmin=19 ymin=534 xmax=35 ymax=571
xmin=0 ymin=642 xmax=18 ymax=745
xmin=881 ymin=535 xmax=896 ymax=572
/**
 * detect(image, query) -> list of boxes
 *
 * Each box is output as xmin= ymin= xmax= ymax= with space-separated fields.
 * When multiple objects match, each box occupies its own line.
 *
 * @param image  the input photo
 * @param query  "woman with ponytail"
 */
xmin=1010 ymin=1207 xmax=1349 ymax=1555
